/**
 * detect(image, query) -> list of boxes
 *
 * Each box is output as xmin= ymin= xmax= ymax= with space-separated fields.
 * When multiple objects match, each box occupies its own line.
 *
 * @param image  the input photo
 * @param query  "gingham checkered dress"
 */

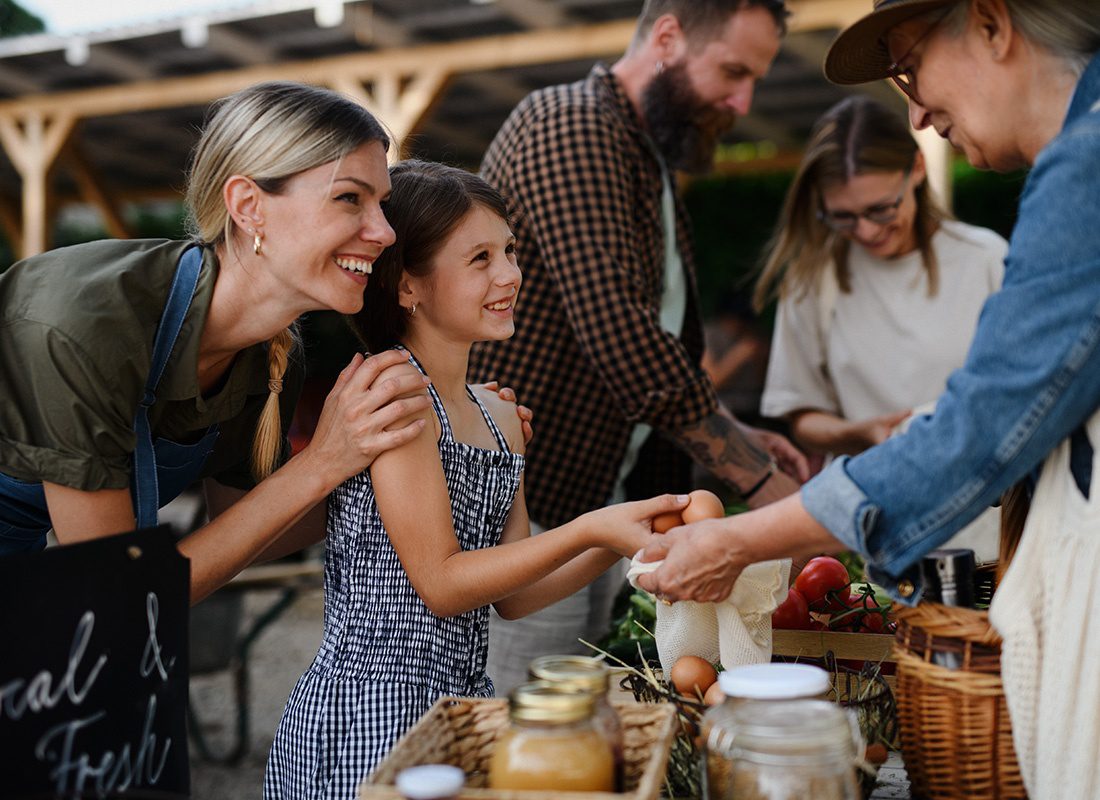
xmin=263 ymin=352 xmax=524 ymax=799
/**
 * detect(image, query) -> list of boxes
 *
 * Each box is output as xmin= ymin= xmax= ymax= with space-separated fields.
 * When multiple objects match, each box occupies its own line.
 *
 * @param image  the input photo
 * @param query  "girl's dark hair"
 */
xmin=350 ymin=160 xmax=509 ymax=353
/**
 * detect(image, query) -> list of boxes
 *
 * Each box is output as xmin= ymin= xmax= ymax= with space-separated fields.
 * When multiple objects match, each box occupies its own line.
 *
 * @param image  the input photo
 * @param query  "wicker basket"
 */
xmin=893 ymin=603 xmax=1027 ymax=799
xmin=360 ymin=697 xmax=677 ymax=800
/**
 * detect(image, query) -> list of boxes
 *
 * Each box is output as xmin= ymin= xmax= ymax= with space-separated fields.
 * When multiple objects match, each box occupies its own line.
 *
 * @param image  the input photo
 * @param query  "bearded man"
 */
xmin=469 ymin=0 xmax=808 ymax=692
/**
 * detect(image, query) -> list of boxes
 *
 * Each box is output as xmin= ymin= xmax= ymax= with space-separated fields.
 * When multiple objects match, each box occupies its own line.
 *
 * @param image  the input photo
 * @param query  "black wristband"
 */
xmin=740 ymin=461 xmax=777 ymax=501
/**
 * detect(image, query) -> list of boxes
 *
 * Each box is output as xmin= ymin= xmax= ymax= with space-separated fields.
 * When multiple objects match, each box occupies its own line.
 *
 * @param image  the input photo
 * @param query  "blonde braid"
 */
xmin=251 ymin=326 xmax=298 ymax=480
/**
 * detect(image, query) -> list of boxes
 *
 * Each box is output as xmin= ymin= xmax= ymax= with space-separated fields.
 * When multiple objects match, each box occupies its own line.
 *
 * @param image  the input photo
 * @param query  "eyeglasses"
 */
xmin=817 ymin=170 xmax=912 ymax=233
xmin=885 ymin=9 xmax=951 ymax=105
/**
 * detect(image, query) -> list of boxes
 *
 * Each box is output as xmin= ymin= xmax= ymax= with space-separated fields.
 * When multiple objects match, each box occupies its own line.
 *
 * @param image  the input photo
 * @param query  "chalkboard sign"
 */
xmin=0 ymin=527 xmax=190 ymax=799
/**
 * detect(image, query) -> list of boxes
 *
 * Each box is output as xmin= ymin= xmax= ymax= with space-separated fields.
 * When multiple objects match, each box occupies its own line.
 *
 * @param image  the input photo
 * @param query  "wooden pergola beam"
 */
xmin=787 ymin=0 xmax=870 ymax=32
xmin=0 ymin=21 xmax=638 ymax=120
xmin=63 ymin=142 xmax=133 ymax=240
xmin=0 ymin=2 xmax=873 ymax=256
xmin=0 ymin=110 xmax=76 ymax=257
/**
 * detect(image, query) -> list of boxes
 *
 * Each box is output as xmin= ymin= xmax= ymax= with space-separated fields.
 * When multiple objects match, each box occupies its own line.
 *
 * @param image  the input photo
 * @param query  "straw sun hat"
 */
xmin=824 ymin=0 xmax=959 ymax=85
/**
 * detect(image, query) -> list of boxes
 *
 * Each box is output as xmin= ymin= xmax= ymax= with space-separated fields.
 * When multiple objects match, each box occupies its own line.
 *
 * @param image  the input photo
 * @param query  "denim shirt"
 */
xmin=803 ymin=51 xmax=1100 ymax=602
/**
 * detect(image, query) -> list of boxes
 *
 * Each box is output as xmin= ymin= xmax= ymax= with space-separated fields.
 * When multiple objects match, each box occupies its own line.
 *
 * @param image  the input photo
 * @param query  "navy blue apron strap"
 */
xmin=132 ymin=245 xmax=204 ymax=529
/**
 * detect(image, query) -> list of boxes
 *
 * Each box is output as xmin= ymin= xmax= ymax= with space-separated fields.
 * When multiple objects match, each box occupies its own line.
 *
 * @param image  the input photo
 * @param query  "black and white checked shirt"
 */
xmin=470 ymin=63 xmax=718 ymax=528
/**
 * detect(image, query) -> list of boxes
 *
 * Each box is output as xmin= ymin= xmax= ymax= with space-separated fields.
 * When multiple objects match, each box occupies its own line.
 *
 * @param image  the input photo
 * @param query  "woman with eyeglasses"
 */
xmin=637 ymin=2 xmax=1100 ymax=794
xmin=755 ymin=95 xmax=1005 ymax=481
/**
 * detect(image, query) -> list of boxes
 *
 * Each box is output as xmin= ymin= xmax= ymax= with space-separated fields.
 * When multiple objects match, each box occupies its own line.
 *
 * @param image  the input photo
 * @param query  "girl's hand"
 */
xmin=300 ymin=351 xmax=432 ymax=489
xmin=583 ymin=494 xmax=690 ymax=558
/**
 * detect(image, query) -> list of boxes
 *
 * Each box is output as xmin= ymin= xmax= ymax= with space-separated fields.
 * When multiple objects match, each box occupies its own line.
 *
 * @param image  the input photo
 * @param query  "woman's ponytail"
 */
xmin=251 ymin=325 xmax=298 ymax=480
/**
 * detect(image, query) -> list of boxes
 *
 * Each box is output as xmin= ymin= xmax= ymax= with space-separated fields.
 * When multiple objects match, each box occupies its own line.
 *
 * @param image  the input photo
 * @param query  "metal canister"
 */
xmin=918 ymin=548 xmax=977 ymax=608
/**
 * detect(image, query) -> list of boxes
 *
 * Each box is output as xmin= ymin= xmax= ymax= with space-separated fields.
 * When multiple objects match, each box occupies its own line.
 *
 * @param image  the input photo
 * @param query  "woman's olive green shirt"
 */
xmin=0 ymin=238 xmax=303 ymax=492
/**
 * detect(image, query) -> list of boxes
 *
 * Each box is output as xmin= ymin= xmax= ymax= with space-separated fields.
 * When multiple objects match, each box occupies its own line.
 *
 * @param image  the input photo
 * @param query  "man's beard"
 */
xmin=640 ymin=60 xmax=737 ymax=174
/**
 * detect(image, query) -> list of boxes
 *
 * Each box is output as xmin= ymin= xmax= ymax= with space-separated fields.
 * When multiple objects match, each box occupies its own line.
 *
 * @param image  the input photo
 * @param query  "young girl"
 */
xmin=263 ymin=161 xmax=685 ymax=798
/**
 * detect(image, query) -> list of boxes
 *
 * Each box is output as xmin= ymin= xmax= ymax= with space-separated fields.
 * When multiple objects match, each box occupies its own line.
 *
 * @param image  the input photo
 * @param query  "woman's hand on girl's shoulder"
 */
xmin=472 ymin=384 xmax=528 ymax=454
xmin=477 ymin=381 xmax=534 ymax=448
xmin=298 ymin=351 xmax=432 ymax=488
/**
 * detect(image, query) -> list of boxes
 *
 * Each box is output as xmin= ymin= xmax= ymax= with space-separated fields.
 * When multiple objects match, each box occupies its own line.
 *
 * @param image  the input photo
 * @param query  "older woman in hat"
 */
xmin=637 ymin=1 xmax=1100 ymax=794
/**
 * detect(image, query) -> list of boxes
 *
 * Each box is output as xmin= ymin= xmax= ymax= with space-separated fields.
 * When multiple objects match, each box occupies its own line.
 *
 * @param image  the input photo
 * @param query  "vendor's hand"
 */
xmin=480 ymin=380 xmax=534 ymax=446
xmin=741 ymin=424 xmax=810 ymax=483
xmin=303 ymin=351 xmax=431 ymax=488
xmin=852 ymin=409 xmax=913 ymax=449
xmin=582 ymin=494 xmax=690 ymax=558
xmin=636 ymin=517 xmax=749 ymax=603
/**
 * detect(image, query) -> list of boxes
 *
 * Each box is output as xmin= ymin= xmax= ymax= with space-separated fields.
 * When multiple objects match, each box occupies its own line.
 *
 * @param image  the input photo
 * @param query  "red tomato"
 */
xmin=861 ymin=612 xmax=887 ymax=634
xmin=794 ymin=557 xmax=851 ymax=607
xmin=771 ymin=588 xmax=812 ymax=630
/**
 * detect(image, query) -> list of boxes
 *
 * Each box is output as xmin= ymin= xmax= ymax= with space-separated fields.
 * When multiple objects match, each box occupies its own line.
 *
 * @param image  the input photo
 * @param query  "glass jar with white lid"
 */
xmin=702 ymin=663 xmax=840 ymax=799
xmin=703 ymin=699 xmax=862 ymax=800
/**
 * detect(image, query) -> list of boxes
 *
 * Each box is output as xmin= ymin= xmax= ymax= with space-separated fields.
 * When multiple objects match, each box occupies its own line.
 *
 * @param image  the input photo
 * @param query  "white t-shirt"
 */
xmin=762 ymin=219 xmax=1008 ymax=423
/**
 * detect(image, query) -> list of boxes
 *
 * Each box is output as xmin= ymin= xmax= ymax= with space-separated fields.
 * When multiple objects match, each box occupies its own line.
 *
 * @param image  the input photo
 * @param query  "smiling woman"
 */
xmin=0 ymin=81 xmax=433 ymax=601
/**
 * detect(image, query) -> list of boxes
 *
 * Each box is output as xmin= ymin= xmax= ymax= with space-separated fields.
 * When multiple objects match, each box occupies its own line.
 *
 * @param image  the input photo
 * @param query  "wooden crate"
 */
xmin=771 ymin=629 xmax=897 ymax=689
xmin=360 ymin=697 xmax=677 ymax=800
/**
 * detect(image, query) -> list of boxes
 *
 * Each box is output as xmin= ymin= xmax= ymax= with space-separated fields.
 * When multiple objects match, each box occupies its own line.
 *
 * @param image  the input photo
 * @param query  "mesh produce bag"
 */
xmin=627 ymin=556 xmax=789 ymax=673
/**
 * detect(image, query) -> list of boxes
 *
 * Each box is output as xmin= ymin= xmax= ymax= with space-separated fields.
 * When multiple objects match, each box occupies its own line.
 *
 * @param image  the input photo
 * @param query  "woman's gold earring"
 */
xmin=253 ymin=232 xmax=264 ymax=256
xmin=410 ymin=303 xmax=417 ymax=316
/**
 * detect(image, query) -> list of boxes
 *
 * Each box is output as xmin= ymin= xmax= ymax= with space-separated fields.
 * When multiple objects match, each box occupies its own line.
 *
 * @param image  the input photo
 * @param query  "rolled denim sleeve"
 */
xmin=803 ymin=116 xmax=1100 ymax=601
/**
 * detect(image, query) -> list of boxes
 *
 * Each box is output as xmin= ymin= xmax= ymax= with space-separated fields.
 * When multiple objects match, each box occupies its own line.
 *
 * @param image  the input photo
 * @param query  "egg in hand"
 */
xmin=651 ymin=489 xmax=724 ymax=533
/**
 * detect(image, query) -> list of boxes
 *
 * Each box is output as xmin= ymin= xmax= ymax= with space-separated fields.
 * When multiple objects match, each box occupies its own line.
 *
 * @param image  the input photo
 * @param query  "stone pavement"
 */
xmin=187 ymin=583 xmax=914 ymax=799
xmin=189 ymin=585 xmax=324 ymax=799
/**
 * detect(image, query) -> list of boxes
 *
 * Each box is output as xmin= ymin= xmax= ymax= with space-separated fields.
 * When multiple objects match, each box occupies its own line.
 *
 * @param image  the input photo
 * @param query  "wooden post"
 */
xmin=912 ymin=122 xmax=954 ymax=213
xmin=0 ymin=109 xmax=76 ymax=257
xmin=331 ymin=68 xmax=450 ymax=161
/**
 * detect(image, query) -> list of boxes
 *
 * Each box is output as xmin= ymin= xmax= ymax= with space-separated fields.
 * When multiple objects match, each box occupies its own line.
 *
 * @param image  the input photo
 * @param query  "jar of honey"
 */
xmin=527 ymin=655 xmax=624 ymax=788
xmin=488 ymin=681 xmax=615 ymax=792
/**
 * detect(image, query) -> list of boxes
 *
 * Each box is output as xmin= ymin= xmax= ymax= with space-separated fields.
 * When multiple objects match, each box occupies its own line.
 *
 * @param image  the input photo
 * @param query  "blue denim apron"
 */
xmin=0 ymin=246 xmax=219 ymax=555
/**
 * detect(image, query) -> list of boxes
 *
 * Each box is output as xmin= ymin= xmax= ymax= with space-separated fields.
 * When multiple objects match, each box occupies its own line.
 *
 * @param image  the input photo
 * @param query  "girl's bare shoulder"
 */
xmin=470 ymin=384 xmax=524 ymax=454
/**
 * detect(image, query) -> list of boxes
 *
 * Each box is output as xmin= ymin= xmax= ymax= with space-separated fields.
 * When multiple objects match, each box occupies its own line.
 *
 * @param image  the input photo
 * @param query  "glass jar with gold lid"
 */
xmin=528 ymin=655 xmax=624 ymax=788
xmin=488 ymin=681 xmax=615 ymax=792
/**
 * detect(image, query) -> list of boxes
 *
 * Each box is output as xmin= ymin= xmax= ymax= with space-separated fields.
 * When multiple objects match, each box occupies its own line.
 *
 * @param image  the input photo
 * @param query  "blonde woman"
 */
xmin=0 ymin=82 xmax=508 ymax=602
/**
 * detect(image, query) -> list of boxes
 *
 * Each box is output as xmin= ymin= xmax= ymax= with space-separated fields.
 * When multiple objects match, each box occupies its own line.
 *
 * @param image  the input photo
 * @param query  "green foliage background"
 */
xmin=683 ymin=160 xmax=1028 ymax=320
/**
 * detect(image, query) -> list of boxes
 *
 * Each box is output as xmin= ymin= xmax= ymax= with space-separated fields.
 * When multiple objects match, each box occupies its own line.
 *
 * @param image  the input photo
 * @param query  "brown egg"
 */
xmin=865 ymin=743 xmax=889 ymax=765
xmin=682 ymin=489 xmax=725 ymax=524
xmin=669 ymin=655 xmax=718 ymax=699
xmin=703 ymin=679 xmax=725 ymax=707
xmin=652 ymin=511 xmax=684 ymax=534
